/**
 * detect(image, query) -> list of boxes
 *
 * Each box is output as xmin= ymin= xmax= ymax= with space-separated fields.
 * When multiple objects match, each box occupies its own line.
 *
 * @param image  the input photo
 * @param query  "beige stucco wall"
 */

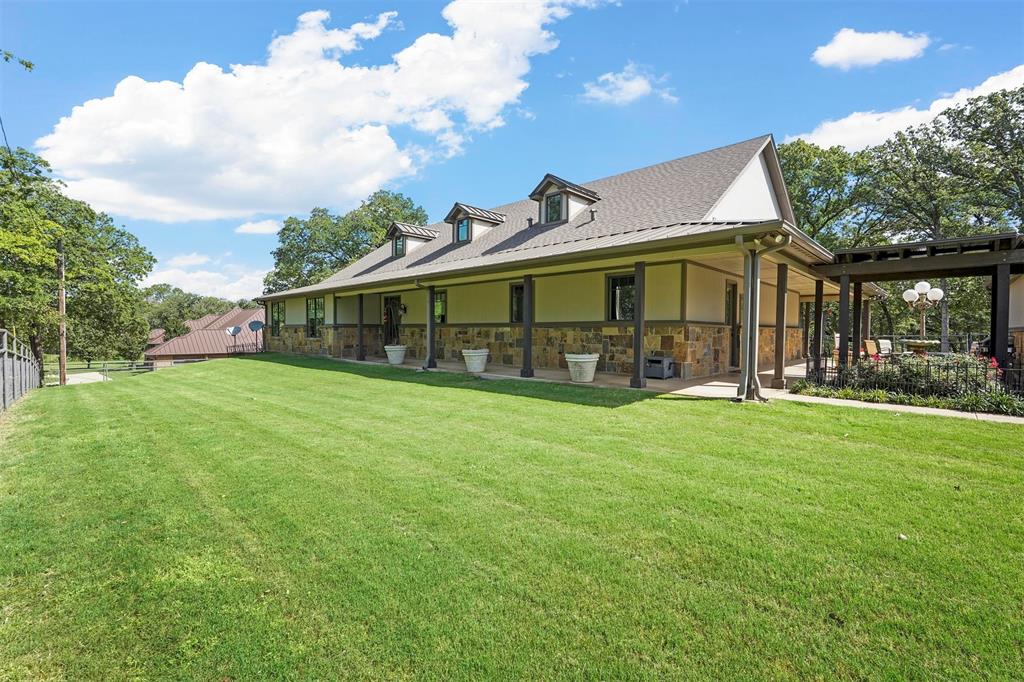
xmin=1011 ymin=275 xmax=1023 ymax=329
xmin=324 ymin=293 xmax=334 ymax=324
xmin=757 ymin=285 xmax=800 ymax=326
xmin=447 ymin=281 xmax=510 ymax=323
xmin=536 ymin=272 xmax=606 ymax=322
xmin=284 ymin=297 xmax=306 ymax=325
xmin=396 ymin=289 xmax=428 ymax=324
xmin=646 ymin=263 xmax=681 ymax=320
xmin=686 ymin=264 xmax=727 ymax=323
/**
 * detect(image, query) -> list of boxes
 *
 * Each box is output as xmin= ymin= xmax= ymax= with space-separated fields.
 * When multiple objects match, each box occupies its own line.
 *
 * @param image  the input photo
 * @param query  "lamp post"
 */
xmin=902 ymin=281 xmax=944 ymax=340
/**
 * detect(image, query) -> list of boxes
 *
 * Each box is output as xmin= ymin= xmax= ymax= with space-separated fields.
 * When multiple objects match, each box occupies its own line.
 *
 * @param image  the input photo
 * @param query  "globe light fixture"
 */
xmin=903 ymin=281 xmax=945 ymax=340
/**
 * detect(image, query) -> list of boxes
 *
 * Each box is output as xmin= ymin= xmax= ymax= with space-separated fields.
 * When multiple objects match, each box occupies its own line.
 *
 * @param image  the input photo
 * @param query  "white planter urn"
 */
xmin=462 ymin=348 xmax=490 ymax=374
xmin=384 ymin=345 xmax=407 ymax=365
xmin=564 ymin=353 xmax=600 ymax=383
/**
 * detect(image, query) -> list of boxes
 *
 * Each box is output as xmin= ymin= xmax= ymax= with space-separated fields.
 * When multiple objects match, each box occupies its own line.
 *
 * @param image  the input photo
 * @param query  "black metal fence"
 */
xmin=1 ymin=329 xmax=42 ymax=413
xmin=806 ymin=354 xmax=1024 ymax=398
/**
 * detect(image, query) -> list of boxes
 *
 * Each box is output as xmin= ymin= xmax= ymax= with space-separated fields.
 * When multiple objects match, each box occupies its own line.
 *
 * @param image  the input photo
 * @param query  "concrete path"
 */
xmin=65 ymin=372 xmax=108 ymax=385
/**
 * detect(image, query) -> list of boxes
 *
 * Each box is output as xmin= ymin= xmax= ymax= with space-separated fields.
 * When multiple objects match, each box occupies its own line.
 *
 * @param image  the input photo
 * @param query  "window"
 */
xmin=510 ymin=283 xmax=525 ymax=323
xmin=433 ymin=290 xmax=447 ymax=323
xmin=455 ymin=218 xmax=471 ymax=243
xmin=544 ymin=193 xmax=563 ymax=223
xmin=270 ymin=301 xmax=284 ymax=337
xmin=305 ymin=297 xmax=324 ymax=338
xmin=607 ymin=275 xmax=636 ymax=321
xmin=393 ymin=235 xmax=406 ymax=258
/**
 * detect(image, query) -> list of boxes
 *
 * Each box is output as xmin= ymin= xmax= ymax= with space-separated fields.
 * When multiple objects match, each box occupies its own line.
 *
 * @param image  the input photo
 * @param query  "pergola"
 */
xmin=811 ymin=232 xmax=1024 ymax=368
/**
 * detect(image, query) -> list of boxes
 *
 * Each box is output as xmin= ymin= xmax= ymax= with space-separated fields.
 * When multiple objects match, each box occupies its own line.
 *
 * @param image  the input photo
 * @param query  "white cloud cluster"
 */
xmin=787 ymin=64 xmax=1024 ymax=150
xmin=812 ymin=28 xmax=930 ymax=70
xmin=144 ymin=256 xmax=269 ymax=300
xmin=37 ymin=1 xmax=601 ymax=222
xmin=165 ymin=252 xmax=211 ymax=268
xmin=235 ymin=219 xmax=281 ymax=235
xmin=581 ymin=62 xmax=677 ymax=105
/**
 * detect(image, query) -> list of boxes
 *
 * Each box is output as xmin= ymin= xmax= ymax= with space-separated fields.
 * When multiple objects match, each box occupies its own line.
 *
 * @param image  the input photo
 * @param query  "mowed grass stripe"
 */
xmin=1 ymin=354 xmax=1021 ymax=679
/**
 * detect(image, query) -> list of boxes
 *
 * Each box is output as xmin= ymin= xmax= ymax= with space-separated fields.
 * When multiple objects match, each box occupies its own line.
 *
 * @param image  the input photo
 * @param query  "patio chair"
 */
xmin=863 ymin=339 xmax=879 ymax=358
xmin=878 ymin=339 xmax=893 ymax=356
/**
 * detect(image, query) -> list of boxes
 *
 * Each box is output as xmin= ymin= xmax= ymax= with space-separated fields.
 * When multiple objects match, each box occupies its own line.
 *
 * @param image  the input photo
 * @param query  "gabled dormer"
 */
xmin=444 ymin=203 xmax=506 ymax=244
xmin=528 ymin=174 xmax=600 ymax=225
xmin=386 ymin=222 xmax=439 ymax=258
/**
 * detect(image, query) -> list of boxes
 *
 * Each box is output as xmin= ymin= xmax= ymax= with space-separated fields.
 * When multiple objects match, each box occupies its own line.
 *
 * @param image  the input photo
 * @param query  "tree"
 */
xmin=0 ymin=147 xmax=155 ymax=365
xmin=860 ymin=121 xmax=1006 ymax=350
xmin=777 ymin=139 xmax=881 ymax=251
xmin=141 ymin=284 xmax=245 ymax=342
xmin=943 ymin=86 xmax=1024 ymax=228
xmin=263 ymin=190 xmax=428 ymax=293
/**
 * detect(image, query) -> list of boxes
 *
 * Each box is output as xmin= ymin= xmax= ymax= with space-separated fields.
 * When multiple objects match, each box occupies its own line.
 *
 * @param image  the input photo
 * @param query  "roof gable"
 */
xmin=528 ymin=173 xmax=601 ymax=202
xmin=443 ymin=203 xmax=506 ymax=225
xmin=386 ymin=222 xmax=440 ymax=240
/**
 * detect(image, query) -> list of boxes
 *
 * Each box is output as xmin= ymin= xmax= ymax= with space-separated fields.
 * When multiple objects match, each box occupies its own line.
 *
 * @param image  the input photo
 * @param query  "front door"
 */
xmin=383 ymin=295 xmax=402 ymax=346
xmin=726 ymin=282 xmax=740 ymax=367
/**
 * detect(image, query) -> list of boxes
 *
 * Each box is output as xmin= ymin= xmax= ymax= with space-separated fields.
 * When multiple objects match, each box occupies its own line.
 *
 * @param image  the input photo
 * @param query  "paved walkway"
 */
xmin=346 ymin=354 xmax=1024 ymax=425
xmin=65 ymin=372 xmax=108 ymax=385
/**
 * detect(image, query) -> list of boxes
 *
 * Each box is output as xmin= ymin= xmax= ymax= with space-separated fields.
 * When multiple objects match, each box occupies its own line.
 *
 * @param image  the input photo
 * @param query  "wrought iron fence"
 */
xmin=1 ymin=329 xmax=42 ymax=413
xmin=806 ymin=354 xmax=1024 ymax=398
xmin=228 ymin=342 xmax=260 ymax=354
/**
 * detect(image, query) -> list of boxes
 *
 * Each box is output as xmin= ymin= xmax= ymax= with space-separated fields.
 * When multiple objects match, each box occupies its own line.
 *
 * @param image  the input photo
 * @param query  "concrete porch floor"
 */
xmin=358 ymin=354 xmax=807 ymax=399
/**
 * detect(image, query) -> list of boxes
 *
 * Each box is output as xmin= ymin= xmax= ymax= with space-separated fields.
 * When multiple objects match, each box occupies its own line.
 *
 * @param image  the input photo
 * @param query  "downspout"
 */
xmin=733 ymin=233 xmax=792 ymax=402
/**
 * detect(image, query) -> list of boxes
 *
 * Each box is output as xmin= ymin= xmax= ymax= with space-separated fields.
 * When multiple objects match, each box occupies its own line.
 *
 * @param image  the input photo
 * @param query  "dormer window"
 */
xmin=444 ymin=203 xmax=505 ymax=244
xmin=393 ymin=234 xmax=406 ymax=258
xmin=544 ymin=194 xmax=563 ymax=223
xmin=386 ymin=222 xmax=438 ymax=256
xmin=456 ymin=218 xmax=471 ymax=243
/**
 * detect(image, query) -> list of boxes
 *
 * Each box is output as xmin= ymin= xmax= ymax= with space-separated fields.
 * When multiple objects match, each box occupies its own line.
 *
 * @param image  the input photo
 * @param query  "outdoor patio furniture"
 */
xmin=878 ymin=339 xmax=893 ymax=356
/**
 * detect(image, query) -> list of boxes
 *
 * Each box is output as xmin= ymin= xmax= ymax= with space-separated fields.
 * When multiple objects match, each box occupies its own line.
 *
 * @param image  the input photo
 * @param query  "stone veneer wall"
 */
xmin=268 ymin=322 xmax=800 ymax=380
xmin=756 ymin=327 xmax=804 ymax=370
xmin=1013 ymin=330 xmax=1024 ymax=367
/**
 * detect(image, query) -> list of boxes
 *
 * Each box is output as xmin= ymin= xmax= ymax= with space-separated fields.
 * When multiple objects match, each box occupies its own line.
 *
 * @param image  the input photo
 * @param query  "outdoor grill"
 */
xmin=644 ymin=356 xmax=676 ymax=380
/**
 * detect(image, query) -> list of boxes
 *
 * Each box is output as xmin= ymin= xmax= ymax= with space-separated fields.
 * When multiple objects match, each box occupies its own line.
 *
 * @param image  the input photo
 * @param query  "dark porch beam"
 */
xmin=630 ymin=261 xmax=647 ymax=389
xmin=772 ymin=263 xmax=788 ymax=389
xmin=852 ymin=282 xmax=863 ymax=365
xmin=814 ymin=249 xmax=1023 ymax=281
xmin=520 ymin=275 xmax=534 ymax=378
xmin=837 ymin=275 xmax=850 ymax=368
xmin=356 ymin=294 xmax=365 ymax=361
xmin=812 ymin=279 xmax=824 ymax=372
xmin=992 ymin=263 xmax=1010 ymax=367
xmin=424 ymin=286 xmax=437 ymax=369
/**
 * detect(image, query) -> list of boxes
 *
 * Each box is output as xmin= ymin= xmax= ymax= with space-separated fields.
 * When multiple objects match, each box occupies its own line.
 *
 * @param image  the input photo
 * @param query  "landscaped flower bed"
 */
xmin=794 ymin=353 xmax=1024 ymax=416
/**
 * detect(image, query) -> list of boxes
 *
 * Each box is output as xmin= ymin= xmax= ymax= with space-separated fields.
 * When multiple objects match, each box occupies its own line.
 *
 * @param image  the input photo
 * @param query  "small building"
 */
xmin=145 ymin=308 xmax=264 ymax=366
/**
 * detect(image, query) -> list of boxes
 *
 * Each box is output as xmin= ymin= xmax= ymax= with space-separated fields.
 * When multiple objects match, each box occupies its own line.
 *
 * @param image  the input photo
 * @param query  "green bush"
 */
xmin=789 ymin=379 xmax=1024 ymax=417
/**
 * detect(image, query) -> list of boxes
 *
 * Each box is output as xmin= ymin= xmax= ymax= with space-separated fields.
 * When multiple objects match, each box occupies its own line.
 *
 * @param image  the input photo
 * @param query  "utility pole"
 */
xmin=57 ymin=238 xmax=67 ymax=386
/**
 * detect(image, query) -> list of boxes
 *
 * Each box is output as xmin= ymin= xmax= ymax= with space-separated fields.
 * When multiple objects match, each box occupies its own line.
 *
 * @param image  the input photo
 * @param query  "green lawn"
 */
xmin=2 ymin=354 xmax=1022 ymax=679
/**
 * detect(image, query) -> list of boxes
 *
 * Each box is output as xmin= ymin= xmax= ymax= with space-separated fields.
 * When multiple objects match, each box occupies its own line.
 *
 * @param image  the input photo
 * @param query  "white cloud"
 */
xmin=786 ymin=64 xmax=1024 ymax=150
xmin=37 ymin=1 xmax=602 ymax=222
xmin=580 ymin=62 xmax=677 ymax=105
xmin=812 ymin=28 xmax=930 ymax=70
xmin=235 ymin=219 xmax=281 ymax=234
xmin=143 ymin=263 xmax=269 ymax=300
xmin=165 ymin=252 xmax=210 ymax=268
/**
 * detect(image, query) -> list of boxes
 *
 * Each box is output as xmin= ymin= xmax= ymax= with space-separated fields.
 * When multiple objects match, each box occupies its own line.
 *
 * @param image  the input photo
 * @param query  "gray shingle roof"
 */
xmin=265 ymin=135 xmax=787 ymax=299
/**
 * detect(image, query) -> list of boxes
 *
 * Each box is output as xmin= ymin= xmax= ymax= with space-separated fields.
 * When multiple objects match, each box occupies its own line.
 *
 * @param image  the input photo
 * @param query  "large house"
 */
xmin=258 ymin=135 xmax=1023 ymax=388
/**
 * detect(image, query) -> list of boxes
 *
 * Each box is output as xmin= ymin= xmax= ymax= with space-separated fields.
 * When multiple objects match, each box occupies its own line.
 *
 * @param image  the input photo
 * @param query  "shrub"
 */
xmin=788 ymin=379 xmax=1024 ymax=417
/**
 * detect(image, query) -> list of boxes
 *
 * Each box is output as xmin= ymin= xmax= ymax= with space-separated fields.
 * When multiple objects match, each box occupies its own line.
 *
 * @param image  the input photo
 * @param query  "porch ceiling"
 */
xmin=686 ymin=252 xmax=836 ymax=297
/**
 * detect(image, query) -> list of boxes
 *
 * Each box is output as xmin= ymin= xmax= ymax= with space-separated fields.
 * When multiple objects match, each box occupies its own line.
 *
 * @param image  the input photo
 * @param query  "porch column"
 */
xmin=837 ymin=274 xmax=851 ymax=368
xmin=424 ymin=286 xmax=437 ymax=369
xmin=630 ymin=261 xmax=647 ymax=389
xmin=992 ymin=263 xmax=1010 ymax=367
xmin=861 ymin=299 xmax=872 ymax=344
xmin=520 ymin=275 xmax=534 ymax=378
xmin=772 ymin=263 xmax=788 ymax=388
xmin=852 ymin=281 xmax=863 ymax=365
xmin=812 ymin=279 xmax=824 ymax=372
xmin=801 ymin=302 xmax=810 ymax=358
xmin=356 ymin=294 xmax=365 ymax=361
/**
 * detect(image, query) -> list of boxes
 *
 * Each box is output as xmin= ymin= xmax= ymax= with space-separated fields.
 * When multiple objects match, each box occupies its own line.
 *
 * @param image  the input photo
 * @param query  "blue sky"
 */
xmin=3 ymin=0 xmax=1022 ymax=299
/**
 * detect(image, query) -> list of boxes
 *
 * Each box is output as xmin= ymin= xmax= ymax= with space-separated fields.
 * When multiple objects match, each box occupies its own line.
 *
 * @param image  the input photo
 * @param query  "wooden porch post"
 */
xmin=838 ymin=275 xmax=851 ymax=368
xmin=812 ymin=279 xmax=824 ymax=372
xmin=862 ymin=299 xmax=872 ymax=346
xmin=356 ymin=294 xmax=365 ymax=361
xmin=772 ymin=263 xmax=788 ymax=388
xmin=520 ymin=275 xmax=534 ymax=378
xmin=630 ymin=261 xmax=647 ymax=389
xmin=992 ymin=263 xmax=1010 ymax=367
xmin=852 ymin=281 xmax=863 ymax=365
xmin=424 ymin=286 xmax=437 ymax=369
